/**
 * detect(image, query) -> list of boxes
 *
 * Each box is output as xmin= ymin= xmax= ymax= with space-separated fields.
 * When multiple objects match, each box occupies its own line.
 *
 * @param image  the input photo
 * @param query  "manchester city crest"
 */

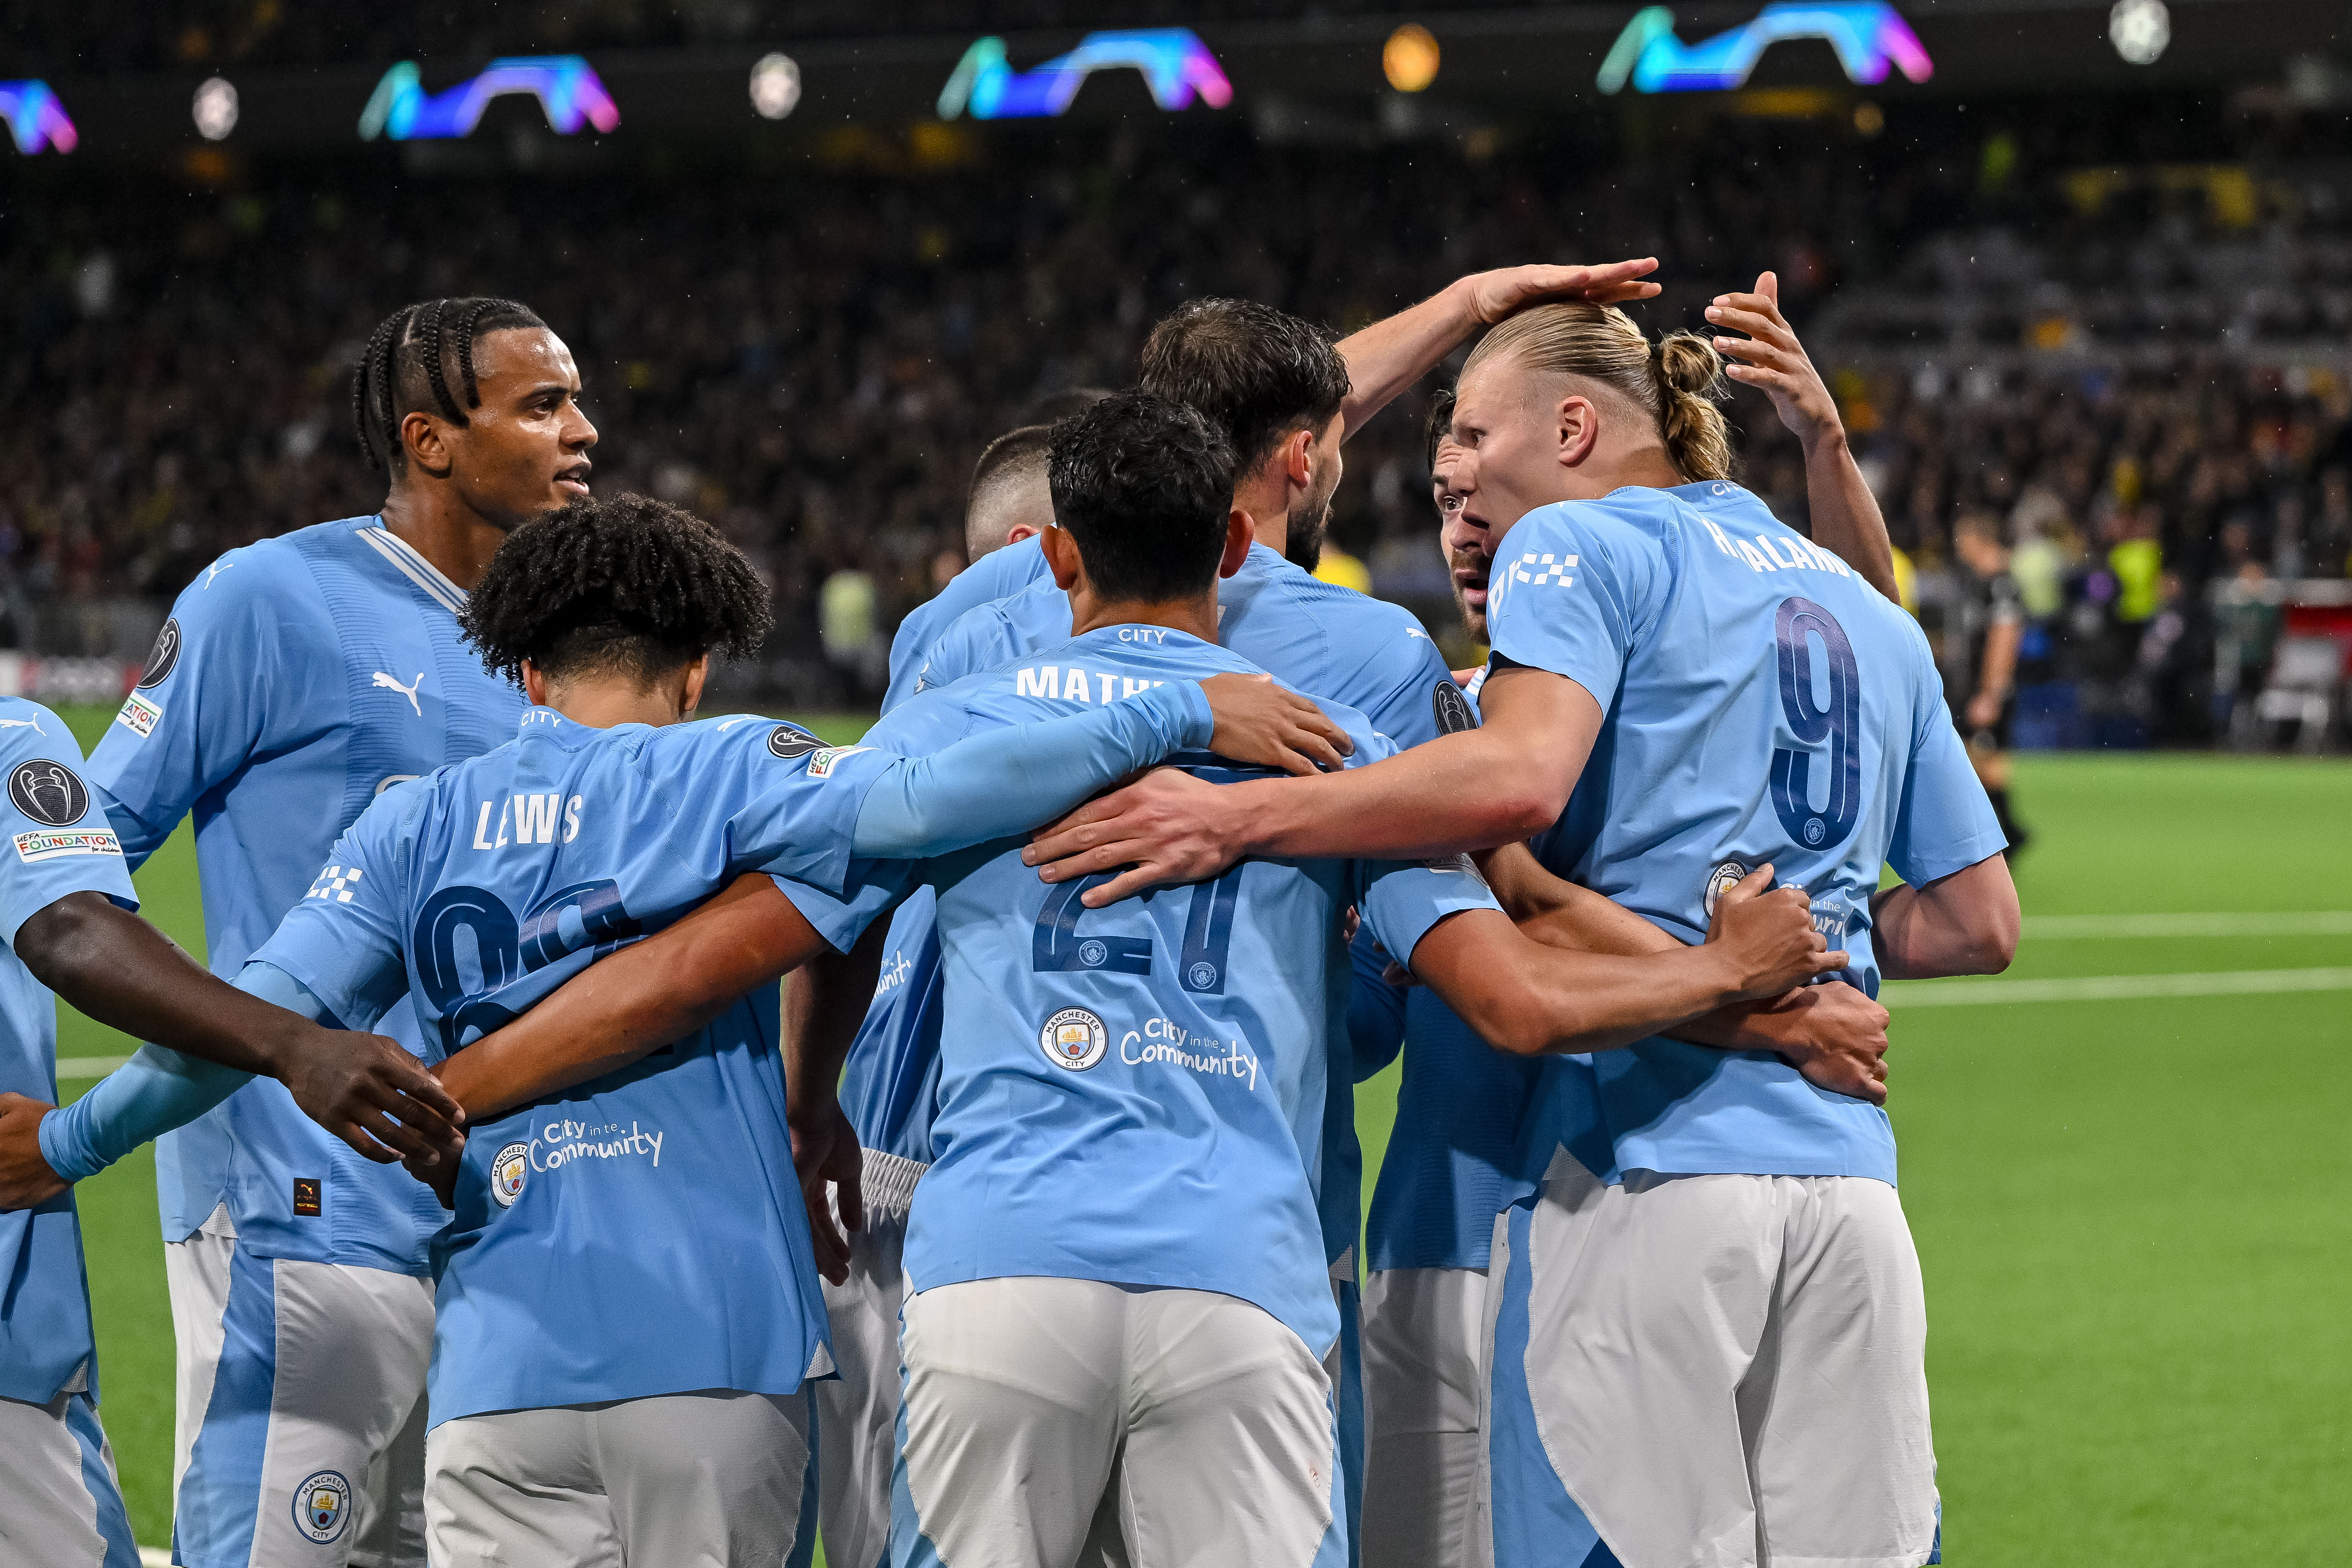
xmin=292 ymin=1469 xmax=352 ymax=1544
xmin=1703 ymin=859 xmax=1750 ymax=921
xmin=490 ymin=1141 xmax=531 ymax=1208
xmin=1039 ymin=1006 xmax=1109 ymax=1071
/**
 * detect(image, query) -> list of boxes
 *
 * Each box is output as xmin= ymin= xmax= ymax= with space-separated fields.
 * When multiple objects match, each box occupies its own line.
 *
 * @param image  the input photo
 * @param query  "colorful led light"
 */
xmin=358 ymin=56 xmax=620 ymax=142
xmin=1598 ymin=3 xmax=1932 ymax=95
xmin=938 ymin=29 xmax=1233 ymax=121
xmin=0 ymin=80 xmax=78 ymax=155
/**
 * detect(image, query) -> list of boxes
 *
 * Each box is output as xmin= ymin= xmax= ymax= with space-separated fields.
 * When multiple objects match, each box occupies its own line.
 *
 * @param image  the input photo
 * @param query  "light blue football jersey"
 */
xmin=805 ymin=627 xmax=1497 ymax=1354
xmin=0 ymin=701 xmax=139 ymax=1404
xmin=848 ymin=543 xmax=1458 ymax=1275
xmin=84 ymin=519 xmax=525 ymax=1270
xmin=1487 ymin=481 xmax=2005 ymax=1184
xmin=882 ymin=536 xmax=1050 ymax=711
xmin=250 ymin=709 xmax=909 ymax=1426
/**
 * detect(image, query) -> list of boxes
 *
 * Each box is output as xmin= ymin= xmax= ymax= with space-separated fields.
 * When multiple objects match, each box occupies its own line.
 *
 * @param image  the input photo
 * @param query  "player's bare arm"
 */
xmin=1337 ymin=260 xmax=1663 ymax=435
xmin=0 ymin=891 xmax=463 ymax=1209
xmin=1479 ymin=842 xmax=1892 ymax=1104
xmin=1705 ymin=272 xmax=1899 ymax=602
xmin=1408 ymin=867 xmax=1844 ymax=1057
xmin=1870 ymin=854 xmax=2021 ymax=980
xmin=1025 ymin=663 xmax=1602 ymax=905
xmin=784 ymin=918 xmax=894 ymax=1283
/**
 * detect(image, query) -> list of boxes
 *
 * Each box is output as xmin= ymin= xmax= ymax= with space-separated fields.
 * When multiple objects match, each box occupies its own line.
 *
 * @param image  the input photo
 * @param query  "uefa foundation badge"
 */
xmin=491 ymin=1141 xmax=531 ymax=1207
xmin=1040 ymin=1006 xmax=1108 ymax=1071
xmin=292 ymin=1469 xmax=351 ymax=1544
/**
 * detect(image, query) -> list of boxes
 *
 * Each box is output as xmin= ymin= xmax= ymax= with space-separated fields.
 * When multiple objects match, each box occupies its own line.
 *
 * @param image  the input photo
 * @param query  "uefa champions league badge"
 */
xmin=491 ymin=1141 xmax=531 ymax=1207
xmin=1040 ymin=1007 xmax=1109 ymax=1071
xmin=292 ymin=1470 xmax=351 ymax=1544
xmin=1703 ymin=860 xmax=1750 ymax=921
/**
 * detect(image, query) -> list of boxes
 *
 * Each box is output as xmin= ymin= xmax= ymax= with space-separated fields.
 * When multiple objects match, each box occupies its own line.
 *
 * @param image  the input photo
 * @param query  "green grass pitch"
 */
xmin=47 ymin=704 xmax=2352 ymax=1562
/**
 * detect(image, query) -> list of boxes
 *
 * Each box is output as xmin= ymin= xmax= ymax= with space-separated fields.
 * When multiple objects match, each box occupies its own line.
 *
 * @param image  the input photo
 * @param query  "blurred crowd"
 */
xmin=2 ymin=102 xmax=2347 ymax=741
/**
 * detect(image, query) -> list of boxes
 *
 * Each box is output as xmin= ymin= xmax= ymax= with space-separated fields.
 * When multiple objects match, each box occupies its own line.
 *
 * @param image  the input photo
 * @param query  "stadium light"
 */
xmin=2109 ymin=0 xmax=2170 ymax=66
xmin=357 ymin=56 xmax=620 ymax=142
xmin=0 ymin=80 xmax=78 ymax=155
xmin=1383 ymin=25 xmax=1441 ymax=93
xmin=192 ymin=76 xmax=239 ymax=142
xmin=937 ymin=29 xmax=1232 ymax=121
xmin=750 ymin=52 xmax=802 ymax=119
xmin=1597 ymin=3 xmax=1932 ymax=95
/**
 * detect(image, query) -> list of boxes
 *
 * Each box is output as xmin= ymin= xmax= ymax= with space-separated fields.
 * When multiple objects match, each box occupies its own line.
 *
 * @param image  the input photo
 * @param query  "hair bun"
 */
xmin=1653 ymin=331 xmax=1724 ymax=398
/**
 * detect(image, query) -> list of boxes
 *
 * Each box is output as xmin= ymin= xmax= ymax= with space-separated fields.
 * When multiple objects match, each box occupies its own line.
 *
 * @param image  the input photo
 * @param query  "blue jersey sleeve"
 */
xmin=1357 ymin=857 xmax=1504 ymax=973
xmin=0 ymin=704 xmax=137 ymax=943
xmin=84 ymin=549 xmax=340 ymax=869
xmin=249 ymin=793 xmax=416 ymax=1035
xmin=1483 ymin=504 xmax=1670 ymax=710
xmin=884 ymin=538 xmax=1052 ymax=712
xmin=1343 ymin=620 xmax=1457 ymax=753
xmin=906 ymin=588 xmax=1051 ymax=701
xmin=1344 ymin=922 xmax=1407 ymax=1081
xmin=1886 ymin=640 xmax=2008 ymax=886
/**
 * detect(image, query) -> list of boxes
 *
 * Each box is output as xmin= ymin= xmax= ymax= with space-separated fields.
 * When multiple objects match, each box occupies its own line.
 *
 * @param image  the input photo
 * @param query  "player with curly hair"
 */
xmin=45 ymin=489 xmax=1346 ymax=1568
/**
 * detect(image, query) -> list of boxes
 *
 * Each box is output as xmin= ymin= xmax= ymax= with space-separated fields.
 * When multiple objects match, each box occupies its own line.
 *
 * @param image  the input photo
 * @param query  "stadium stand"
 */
xmin=1 ymin=97 xmax=2346 ymax=741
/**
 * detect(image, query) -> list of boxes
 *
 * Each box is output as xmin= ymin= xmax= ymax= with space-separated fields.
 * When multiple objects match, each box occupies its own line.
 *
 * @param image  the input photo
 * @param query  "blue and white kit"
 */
xmin=793 ymin=626 xmax=1498 ymax=1568
xmin=1481 ymin=482 xmax=2003 ymax=1568
xmin=49 ymin=680 xmax=1219 ymax=1568
xmin=0 ymin=700 xmax=141 ymax=1568
xmin=84 ymin=518 xmax=522 ymax=1568
xmin=823 ymin=542 xmax=1455 ymax=1567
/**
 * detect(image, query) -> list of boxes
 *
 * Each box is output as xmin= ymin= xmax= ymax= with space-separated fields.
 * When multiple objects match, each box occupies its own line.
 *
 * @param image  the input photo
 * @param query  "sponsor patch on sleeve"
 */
xmin=114 ymin=691 xmax=163 ymax=738
xmin=807 ymin=745 xmax=875 ymax=779
xmin=15 ymin=829 xmax=124 ymax=863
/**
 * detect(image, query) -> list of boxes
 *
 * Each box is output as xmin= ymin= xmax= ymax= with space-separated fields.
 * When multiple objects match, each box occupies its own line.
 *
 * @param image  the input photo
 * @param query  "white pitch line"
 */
xmin=2023 ymin=911 xmax=2352 ymax=940
xmin=1883 ymin=966 xmax=2352 ymax=1008
xmin=56 ymin=1055 xmax=131 ymax=1079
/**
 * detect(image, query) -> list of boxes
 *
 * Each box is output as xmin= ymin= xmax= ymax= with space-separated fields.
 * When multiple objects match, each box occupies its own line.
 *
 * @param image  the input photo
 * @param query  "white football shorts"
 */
xmin=891 ymin=1276 xmax=1347 ymax=1568
xmin=813 ymin=1149 xmax=923 ymax=1568
xmin=0 ymin=1386 xmax=141 ymax=1568
xmin=1361 ymin=1264 xmax=1488 ymax=1568
xmin=1482 ymin=1152 xmax=1940 ymax=1568
xmin=166 ymin=1214 xmax=432 ymax=1568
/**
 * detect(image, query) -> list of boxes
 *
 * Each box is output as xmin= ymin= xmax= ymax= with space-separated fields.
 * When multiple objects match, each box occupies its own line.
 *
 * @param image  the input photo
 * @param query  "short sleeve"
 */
xmin=773 ymin=861 xmax=918 ymax=954
xmin=85 ymin=549 xmax=338 ymax=867
xmin=1483 ymin=505 xmax=1668 ymax=711
xmin=1356 ymin=857 xmax=1504 ymax=972
xmin=249 ymin=800 xmax=412 ymax=1033
xmin=0 ymin=707 xmax=137 ymax=944
xmin=1886 ymin=654 xmax=2009 ymax=886
xmin=1347 ymin=620 xmax=1460 ymax=752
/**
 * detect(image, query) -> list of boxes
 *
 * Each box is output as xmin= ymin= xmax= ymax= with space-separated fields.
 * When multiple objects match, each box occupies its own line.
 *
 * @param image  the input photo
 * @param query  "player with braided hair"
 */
xmin=73 ymin=297 xmax=591 ymax=1568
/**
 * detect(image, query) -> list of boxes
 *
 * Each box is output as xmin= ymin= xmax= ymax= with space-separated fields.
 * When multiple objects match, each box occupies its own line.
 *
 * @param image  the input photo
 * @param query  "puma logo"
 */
xmin=0 ymin=716 xmax=43 ymax=734
xmin=203 ymin=560 xmax=235 ymax=588
xmin=373 ymin=671 xmax=425 ymax=717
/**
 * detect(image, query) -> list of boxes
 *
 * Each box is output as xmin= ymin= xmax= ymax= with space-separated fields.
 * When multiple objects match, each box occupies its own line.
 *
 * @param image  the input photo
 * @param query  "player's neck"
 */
xmin=545 ymin=683 xmax=691 ymax=730
xmin=1067 ymin=586 xmax=1219 ymax=643
xmin=1233 ymin=470 xmax=1289 ymax=558
xmin=377 ymin=487 xmax=510 ymax=592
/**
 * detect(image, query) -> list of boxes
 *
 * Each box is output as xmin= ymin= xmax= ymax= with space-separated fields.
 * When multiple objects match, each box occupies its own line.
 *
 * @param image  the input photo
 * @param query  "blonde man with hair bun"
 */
xmin=1024 ymin=282 xmax=2021 ymax=1568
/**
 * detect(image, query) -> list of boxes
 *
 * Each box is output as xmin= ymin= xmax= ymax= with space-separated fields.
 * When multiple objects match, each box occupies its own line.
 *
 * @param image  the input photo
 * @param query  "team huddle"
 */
xmin=0 ymin=257 xmax=2017 ymax=1568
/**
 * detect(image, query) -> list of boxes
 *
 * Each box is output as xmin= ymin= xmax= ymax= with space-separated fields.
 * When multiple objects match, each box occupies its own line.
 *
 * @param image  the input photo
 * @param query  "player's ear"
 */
xmin=402 ymin=411 xmax=456 ymax=480
xmin=520 ymin=660 xmax=551 ymax=707
xmin=1218 ymin=507 xmax=1252 ymax=579
xmin=1283 ymin=426 xmax=1315 ymax=488
xmin=1556 ymin=394 xmax=1601 ymax=470
xmin=679 ymin=655 xmax=710 ymax=720
xmin=1039 ymin=524 xmax=1083 ymax=591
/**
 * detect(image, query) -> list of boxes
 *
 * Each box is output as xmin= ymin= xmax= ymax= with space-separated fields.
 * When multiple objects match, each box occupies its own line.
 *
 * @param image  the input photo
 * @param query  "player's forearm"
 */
xmin=1416 ymin=911 xmax=1746 ymax=1057
xmin=1801 ymin=428 xmax=1900 ymax=603
xmin=1870 ymin=856 xmax=2019 ymax=980
xmin=851 ymin=679 xmax=1210 ymax=859
xmin=1979 ymin=621 xmax=2021 ymax=702
xmin=1334 ymin=280 xmax=1480 ymax=437
xmin=1241 ymin=727 xmax=1565 ymax=862
xmin=17 ymin=893 xmax=315 ymax=1077
xmin=784 ymin=919 xmax=890 ymax=1119
xmin=444 ymin=874 xmax=824 ymax=1122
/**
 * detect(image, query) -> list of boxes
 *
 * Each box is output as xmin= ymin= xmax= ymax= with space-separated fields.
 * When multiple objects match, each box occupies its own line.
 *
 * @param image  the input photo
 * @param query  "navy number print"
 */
xmin=1768 ymin=596 xmax=1862 ymax=853
xmin=414 ymin=879 xmax=639 ymax=1053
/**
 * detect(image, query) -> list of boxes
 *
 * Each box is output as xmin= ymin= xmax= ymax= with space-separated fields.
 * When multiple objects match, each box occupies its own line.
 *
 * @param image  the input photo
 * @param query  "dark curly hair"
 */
xmin=460 ymin=493 xmax=773 ymax=687
xmin=351 ymin=297 xmax=548 ymax=475
xmin=1048 ymin=389 xmax=1236 ymax=604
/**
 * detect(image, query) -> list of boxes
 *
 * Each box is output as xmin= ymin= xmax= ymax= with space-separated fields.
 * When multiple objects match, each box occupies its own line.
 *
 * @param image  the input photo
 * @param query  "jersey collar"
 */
xmin=354 ymin=521 xmax=468 ymax=615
